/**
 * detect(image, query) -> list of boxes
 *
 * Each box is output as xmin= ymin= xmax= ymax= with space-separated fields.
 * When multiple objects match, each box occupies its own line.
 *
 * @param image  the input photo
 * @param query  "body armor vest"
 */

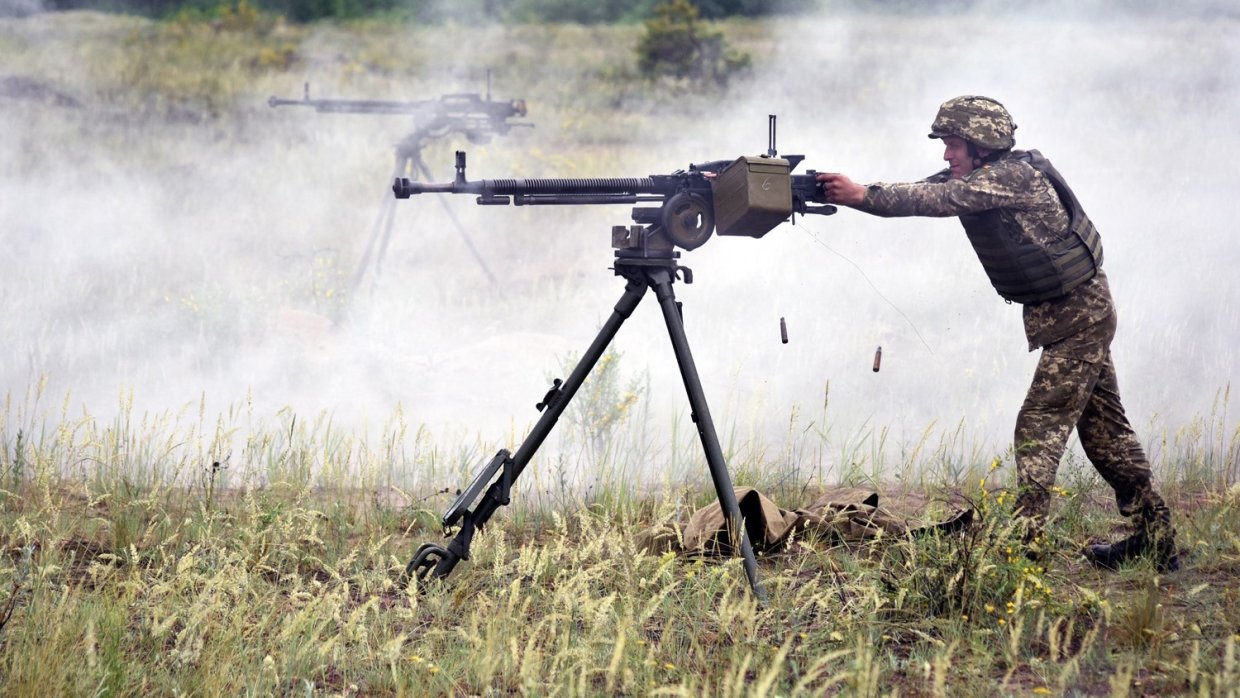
xmin=959 ymin=150 xmax=1103 ymax=304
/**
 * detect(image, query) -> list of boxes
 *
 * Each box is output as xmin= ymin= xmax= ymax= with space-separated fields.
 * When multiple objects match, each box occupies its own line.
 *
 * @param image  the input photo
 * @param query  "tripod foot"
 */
xmin=401 ymin=542 xmax=451 ymax=590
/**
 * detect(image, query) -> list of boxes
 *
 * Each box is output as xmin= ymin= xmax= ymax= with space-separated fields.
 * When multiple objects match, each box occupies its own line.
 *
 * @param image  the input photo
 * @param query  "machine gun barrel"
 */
xmin=477 ymin=176 xmax=661 ymax=194
xmin=395 ymin=151 xmax=699 ymax=202
xmin=394 ymin=175 xmax=667 ymax=200
xmin=267 ymin=95 xmax=440 ymax=114
xmin=393 ymin=149 xmax=835 ymax=249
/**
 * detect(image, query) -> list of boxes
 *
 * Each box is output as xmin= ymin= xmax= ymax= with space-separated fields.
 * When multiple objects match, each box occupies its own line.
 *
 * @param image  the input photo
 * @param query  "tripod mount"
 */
xmin=401 ymin=116 xmax=838 ymax=601
xmin=404 ymin=206 xmax=768 ymax=601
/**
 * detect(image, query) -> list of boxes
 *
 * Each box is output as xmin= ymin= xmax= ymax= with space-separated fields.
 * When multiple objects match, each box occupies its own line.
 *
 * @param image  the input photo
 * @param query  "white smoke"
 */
xmin=1 ymin=7 xmax=1237 ymax=485
xmin=0 ymin=0 xmax=42 ymax=19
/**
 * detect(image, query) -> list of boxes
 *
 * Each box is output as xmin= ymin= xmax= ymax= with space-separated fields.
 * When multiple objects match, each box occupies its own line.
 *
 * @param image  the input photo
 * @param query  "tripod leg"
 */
xmin=406 ymin=274 xmax=649 ymax=583
xmin=371 ymin=194 xmax=400 ymax=281
xmin=351 ymin=155 xmax=409 ymax=295
xmin=413 ymin=153 xmax=499 ymax=285
xmin=647 ymin=268 xmax=768 ymax=603
xmin=506 ymin=273 xmax=647 ymax=472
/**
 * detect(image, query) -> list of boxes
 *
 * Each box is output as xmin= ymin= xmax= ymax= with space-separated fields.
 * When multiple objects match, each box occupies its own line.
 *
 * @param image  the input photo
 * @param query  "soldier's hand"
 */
xmin=816 ymin=173 xmax=866 ymax=207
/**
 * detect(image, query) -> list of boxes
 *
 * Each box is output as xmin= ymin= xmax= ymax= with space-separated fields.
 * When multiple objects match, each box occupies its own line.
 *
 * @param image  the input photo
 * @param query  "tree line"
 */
xmin=38 ymin=0 xmax=817 ymax=23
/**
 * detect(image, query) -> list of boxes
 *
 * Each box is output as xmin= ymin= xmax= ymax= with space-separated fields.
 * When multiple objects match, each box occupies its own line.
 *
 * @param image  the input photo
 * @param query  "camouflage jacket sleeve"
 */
xmin=856 ymin=160 xmax=1042 ymax=218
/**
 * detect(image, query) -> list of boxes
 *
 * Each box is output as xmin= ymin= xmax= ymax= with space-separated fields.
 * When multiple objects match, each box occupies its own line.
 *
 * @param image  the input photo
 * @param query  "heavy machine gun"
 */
xmin=397 ymin=117 xmax=834 ymax=602
xmin=267 ymin=85 xmax=528 ymax=145
xmin=269 ymin=75 xmax=531 ymax=293
xmin=393 ymin=122 xmax=833 ymax=251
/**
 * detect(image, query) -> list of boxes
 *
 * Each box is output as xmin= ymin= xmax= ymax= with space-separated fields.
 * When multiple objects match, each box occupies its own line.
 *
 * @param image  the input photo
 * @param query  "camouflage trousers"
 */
xmin=1011 ymin=321 xmax=1172 ymax=534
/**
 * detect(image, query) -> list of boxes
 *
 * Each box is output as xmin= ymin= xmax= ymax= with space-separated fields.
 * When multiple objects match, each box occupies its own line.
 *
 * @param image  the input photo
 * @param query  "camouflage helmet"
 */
xmin=927 ymin=95 xmax=1017 ymax=151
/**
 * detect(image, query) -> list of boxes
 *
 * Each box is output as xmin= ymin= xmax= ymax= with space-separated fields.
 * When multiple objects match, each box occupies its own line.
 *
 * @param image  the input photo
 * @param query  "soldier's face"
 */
xmin=941 ymin=136 xmax=974 ymax=179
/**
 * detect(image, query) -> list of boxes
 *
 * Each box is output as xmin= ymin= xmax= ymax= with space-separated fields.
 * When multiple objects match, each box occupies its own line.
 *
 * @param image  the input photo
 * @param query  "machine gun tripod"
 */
xmin=356 ymin=133 xmax=499 ymax=293
xmin=404 ymin=222 xmax=768 ymax=601
xmin=400 ymin=116 xmax=835 ymax=601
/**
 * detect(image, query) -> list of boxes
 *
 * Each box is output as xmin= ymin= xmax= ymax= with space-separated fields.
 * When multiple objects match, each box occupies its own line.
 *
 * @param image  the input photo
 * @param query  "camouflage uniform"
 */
xmin=855 ymin=149 xmax=1172 ymax=537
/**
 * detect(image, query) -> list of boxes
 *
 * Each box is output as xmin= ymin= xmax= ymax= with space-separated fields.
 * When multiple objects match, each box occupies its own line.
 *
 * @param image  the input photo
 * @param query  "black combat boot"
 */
xmin=1083 ymin=527 xmax=1180 ymax=572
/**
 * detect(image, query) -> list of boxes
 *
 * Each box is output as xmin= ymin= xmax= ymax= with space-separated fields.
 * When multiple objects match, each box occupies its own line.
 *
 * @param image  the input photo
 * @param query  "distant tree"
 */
xmin=691 ymin=0 xmax=813 ymax=18
xmin=35 ymin=0 xmax=814 ymax=22
xmin=635 ymin=0 xmax=750 ymax=87
xmin=503 ymin=0 xmax=656 ymax=23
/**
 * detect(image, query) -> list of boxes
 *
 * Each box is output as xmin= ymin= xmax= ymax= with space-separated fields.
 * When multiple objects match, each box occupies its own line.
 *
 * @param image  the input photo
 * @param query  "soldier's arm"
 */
xmin=919 ymin=169 xmax=952 ymax=185
xmin=853 ymin=161 xmax=1037 ymax=218
xmin=859 ymin=161 xmax=1039 ymax=217
xmin=818 ymin=166 xmax=1016 ymax=215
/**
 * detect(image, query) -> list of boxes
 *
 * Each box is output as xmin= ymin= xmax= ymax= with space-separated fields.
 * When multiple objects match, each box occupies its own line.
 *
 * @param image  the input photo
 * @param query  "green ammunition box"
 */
xmin=711 ymin=155 xmax=793 ymax=238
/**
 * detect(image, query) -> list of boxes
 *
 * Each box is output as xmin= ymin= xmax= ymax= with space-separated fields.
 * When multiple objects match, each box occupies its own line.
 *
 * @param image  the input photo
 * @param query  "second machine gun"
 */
xmin=396 ymin=117 xmax=835 ymax=602
xmin=268 ymin=83 xmax=528 ymax=145
xmin=270 ymin=76 xmax=531 ymax=292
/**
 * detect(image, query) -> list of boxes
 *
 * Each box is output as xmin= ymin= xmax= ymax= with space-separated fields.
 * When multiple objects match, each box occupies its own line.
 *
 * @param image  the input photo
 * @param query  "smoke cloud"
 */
xmin=2 ymin=6 xmax=1236 ymax=484
xmin=0 ymin=0 xmax=42 ymax=19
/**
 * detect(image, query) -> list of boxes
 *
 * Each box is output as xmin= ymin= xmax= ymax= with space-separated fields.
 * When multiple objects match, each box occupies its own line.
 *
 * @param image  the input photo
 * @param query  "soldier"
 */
xmin=817 ymin=96 xmax=1178 ymax=571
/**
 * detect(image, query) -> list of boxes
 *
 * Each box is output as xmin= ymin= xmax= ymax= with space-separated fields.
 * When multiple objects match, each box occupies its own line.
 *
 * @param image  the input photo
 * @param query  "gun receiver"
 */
xmin=393 ymin=149 xmax=836 ymax=251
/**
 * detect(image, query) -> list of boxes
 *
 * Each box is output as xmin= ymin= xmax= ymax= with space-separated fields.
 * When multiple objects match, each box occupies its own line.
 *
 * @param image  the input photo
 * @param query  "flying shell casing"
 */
xmin=872 ymin=346 xmax=882 ymax=372
xmin=780 ymin=317 xmax=788 ymax=344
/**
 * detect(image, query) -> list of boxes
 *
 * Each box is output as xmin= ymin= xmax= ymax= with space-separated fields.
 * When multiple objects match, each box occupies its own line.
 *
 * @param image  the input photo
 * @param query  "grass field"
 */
xmin=3 ymin=7 xmax=1240 ymax=696
xmin=1 ymin=381 xmax=1238 ymax=695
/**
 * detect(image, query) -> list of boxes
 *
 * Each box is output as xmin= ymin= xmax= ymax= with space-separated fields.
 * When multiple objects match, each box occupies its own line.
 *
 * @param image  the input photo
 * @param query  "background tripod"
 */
xmin=351 ymin=130 xmax=498 ymax=295
xmin=405 ymin=223 xmax=768 ymax=601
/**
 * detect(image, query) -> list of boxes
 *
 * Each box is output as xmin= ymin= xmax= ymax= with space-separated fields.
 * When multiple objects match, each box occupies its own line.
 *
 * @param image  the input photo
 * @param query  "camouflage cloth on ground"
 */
xmin=636 ymin=488 xmax=972 ymax=556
